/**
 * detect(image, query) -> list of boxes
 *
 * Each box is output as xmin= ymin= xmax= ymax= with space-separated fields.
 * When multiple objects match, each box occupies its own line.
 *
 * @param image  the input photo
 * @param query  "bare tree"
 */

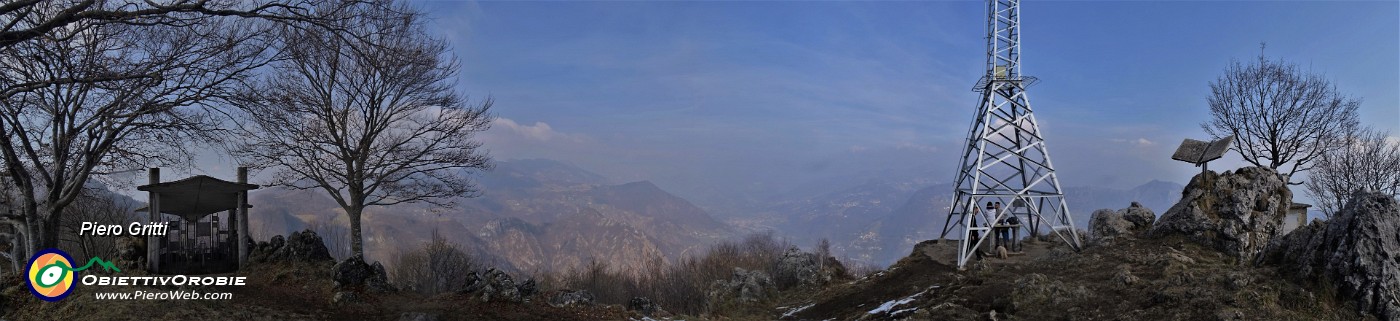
xmin=0 ymin=10 xmax=277 ymax=261
xmin=1304 ymin=127 xmax=1400 ymax=217
xmin=1202 ymin=53 xmax=1360 ymax=184
xmin=234 ymin=2 xmax=493 ymax=258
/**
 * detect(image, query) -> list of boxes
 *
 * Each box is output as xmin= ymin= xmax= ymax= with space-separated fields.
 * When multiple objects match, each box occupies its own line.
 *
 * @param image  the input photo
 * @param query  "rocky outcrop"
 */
xmin=251 ymin=230 xmax=334 ymax=264
xmin=709 ymin=267 xmax=774 ymax=303
xmin=1088 ymin=203 xmax=1157 ymax=242
xmin=517 ymin=278 xmax=538 ymax=298
xmin=1260 ymin=192 xmax=1400 ymax=320
xmin=477 ymin=268 xmax=522 ymax=303
xmin=1151 ymin=167 xmax=1291 ymax=262
xmin=775 ymin=248 xmax=820 ymax=289
xmin=548 ymin=290 xmax=596 ymax=308
xmin=454 ymin=268 xmax=536 ymax=303
xmin=249 ymin=235 xmax=285 ymax=263
xmin=627 ymin=297 xmax=664 ymax=316
xmin=333 ymin=254 xmax=395 ymax=293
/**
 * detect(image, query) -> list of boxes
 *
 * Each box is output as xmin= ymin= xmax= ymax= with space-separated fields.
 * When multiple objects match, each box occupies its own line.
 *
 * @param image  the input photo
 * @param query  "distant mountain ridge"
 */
xmin=248 ymin=158 xmax=733 ymax=275
xmin=246 ymin=157 xmax=1184 ymax=272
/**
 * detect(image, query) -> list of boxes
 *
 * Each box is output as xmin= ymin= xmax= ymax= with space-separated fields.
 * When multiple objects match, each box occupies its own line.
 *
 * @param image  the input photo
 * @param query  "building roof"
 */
xmin=136 ymin=175 xmax=259 ymax=220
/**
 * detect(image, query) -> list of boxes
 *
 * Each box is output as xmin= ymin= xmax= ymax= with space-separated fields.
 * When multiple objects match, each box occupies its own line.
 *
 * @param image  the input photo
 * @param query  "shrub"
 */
xmin=390 ymin=230 xmax=477 ymax=295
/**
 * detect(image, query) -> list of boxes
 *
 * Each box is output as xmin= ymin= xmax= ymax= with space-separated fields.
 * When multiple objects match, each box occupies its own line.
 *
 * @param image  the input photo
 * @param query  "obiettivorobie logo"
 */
xmin=27 ymin=248 xmax=120 ymax=302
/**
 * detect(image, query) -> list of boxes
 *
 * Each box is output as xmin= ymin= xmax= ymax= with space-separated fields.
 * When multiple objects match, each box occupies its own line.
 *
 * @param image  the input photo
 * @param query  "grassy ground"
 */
xmin=769 ymin=236 xmax=1372 ymax=321
xmin=1 ymin=235 xmax=1374 ymax=320
xmin=1 ymin=261 xmax=634 ymax=321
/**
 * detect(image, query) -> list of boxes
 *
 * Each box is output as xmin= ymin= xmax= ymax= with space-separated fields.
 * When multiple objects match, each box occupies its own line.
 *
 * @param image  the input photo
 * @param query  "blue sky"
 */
xmin=395 ymin=1 xmax=1397 ymax=207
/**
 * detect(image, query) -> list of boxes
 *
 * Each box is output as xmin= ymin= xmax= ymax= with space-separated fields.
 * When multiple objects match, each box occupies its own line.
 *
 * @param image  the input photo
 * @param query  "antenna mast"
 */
xmin=938 ymin=0 xmax=1082 ymax=269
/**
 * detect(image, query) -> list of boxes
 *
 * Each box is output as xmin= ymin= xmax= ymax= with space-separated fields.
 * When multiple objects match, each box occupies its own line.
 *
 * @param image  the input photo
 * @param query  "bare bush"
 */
xmin=557 ymin=231 xmax=794 ymax=316
xmin=1305 ymin=127 xmax=1400 ymax=217
xmin=815 ymin=238 xmax=831 ymax=270
xmin=307 ymin=219 xmax=351 ymax=261
xmin=390 ymin=230 xmax=477 ymax=295
xmin=844 ymin=259 xmax=885 ymax=278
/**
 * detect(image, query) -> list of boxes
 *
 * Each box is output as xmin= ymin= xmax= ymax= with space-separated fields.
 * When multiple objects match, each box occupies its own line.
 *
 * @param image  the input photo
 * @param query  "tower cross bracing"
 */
xmin=938 ymin=0 xmax=1082 ymax=269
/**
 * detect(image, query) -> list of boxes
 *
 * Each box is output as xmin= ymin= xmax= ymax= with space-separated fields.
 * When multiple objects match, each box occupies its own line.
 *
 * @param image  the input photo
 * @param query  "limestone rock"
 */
xmin=1089 ymin=204 xmax=1157 ymax=243
xmin=517 ymin=278 xmax=538 ymax=298
xmin=1112 ymin=264 xmax=1139 ymax=286
xmin=252 ymin=230 xmax=333 ymax=264
xmin=1151 ymin=167 xmax=1291 ymax=262
xmin=548 ymin=290 xmax=596 ymax=308
xmin=709 ymin=267 xmax=774 ymax=303
xmin=333 ymin=254 xmax=396 ymax=293
xmin=775 ymin=247 xmax=821 ymax=289
xmin=459 ymin=271 xmax=483 ymax=294
xmin=1089 ymin=209 xmax=1134 ymax=241
xmin=269 ymin=230 xmax=333 ymax=263
xmin=331 ymin=291 xmax=358 ymax=305
xmin=1260 ymin=192 xmax=1400 ymax=320
xmin=479 ymin=268 xmax=521 ymax=303
xmin=1123 ymin=202 xmax=1157 ymax=227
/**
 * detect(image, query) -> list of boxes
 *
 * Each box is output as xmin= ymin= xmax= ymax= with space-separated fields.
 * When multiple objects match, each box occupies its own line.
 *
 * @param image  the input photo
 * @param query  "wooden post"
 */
xmin=237 ymin=167 xmax=249 ymax=268
xmin=147 ymin=168 xmax=160 ymax=273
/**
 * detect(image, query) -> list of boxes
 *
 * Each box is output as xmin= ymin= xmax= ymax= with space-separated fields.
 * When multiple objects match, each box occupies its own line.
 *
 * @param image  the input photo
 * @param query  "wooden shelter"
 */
xmin=137 ymin=167 xmax=256 ymax=274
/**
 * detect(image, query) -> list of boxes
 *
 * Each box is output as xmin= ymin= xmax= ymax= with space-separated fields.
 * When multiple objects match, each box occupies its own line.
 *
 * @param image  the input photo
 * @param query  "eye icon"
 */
xmin=27 ymin=249 xmax=77 ymax=302
xmin=38 ymin=263 xmax=67 ymax=287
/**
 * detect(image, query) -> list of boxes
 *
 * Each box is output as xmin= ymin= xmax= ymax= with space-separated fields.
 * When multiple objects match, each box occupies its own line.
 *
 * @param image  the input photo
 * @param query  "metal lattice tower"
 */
xmin=938 ymin=0 xmax=1081 ymax=268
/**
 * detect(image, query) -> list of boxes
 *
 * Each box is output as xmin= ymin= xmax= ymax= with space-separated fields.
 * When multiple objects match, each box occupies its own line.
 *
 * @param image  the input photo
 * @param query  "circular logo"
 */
xmin=27 ymin=248 xmax=76 ymax=302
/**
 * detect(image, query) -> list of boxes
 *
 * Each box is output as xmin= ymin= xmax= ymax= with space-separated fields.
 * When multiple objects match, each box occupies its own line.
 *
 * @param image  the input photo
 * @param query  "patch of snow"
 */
xmin=866 ymin=285 xmax=941 ymax=315
xmin=890 ymin=307 xmax=919 ymax=317
xmin=867 ymin=294 xmax=920 ymax=315
xmin=782 ymin=303 xmax=815 ymax=319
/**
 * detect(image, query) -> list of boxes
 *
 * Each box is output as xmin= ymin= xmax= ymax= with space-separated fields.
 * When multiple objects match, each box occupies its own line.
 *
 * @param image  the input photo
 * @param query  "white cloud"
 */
xmin=1110 ymin=137 xmax=1155 ymax=147
xmin=491 ymin=117 xmax=584 ymax=142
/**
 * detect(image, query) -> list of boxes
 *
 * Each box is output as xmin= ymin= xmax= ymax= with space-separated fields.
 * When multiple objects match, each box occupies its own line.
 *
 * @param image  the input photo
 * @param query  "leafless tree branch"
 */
xmin=1201 ymin=53 xmax=1360 ymax=184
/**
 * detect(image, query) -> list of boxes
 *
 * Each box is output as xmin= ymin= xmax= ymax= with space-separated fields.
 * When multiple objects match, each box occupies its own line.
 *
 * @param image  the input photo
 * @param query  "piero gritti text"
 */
xmin=79 ymin=222 xmax=170 ymax=236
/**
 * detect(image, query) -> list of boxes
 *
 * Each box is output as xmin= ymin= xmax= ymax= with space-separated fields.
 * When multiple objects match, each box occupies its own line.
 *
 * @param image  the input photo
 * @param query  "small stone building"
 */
xmin=1280 ymin=203 xmax=1311 ymax=235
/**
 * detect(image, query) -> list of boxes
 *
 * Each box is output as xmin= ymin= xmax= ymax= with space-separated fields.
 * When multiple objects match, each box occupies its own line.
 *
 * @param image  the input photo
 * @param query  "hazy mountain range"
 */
xmin=239 ymin=158 xmax=1183 ymax=271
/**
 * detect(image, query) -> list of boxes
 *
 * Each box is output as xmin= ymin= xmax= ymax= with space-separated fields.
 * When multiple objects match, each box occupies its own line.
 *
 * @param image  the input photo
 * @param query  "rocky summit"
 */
xmin=1151 ymin=166 xmax=1291 ymax=263
xmin=1261 ymin=192 xmax=1400 ymax=320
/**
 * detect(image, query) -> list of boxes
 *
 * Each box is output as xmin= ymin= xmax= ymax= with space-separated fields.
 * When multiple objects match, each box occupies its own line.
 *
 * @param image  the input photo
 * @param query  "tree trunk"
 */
xmin=348 ymin=206 xmax=364 ymax=258
xmin=36 ymin=211 xmax=61 ymax=252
